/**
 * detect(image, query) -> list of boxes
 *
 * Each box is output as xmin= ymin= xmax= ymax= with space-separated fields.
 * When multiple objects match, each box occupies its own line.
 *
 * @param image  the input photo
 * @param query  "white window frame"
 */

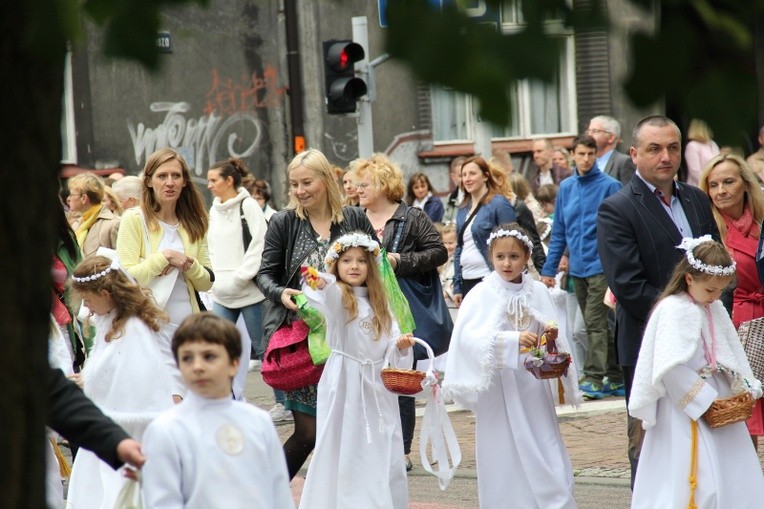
xmin=61 ymin=50 xmax=77 ymax=164
xmin=431 ymin=1 xmax=577 ymax=144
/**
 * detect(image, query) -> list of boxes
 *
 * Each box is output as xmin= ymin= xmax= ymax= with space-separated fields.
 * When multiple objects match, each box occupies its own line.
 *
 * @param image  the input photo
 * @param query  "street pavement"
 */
xmin=246 ymin=371 xmax=638 ymax=508
xmin=247 ymin=370 xmax=764 ymax=508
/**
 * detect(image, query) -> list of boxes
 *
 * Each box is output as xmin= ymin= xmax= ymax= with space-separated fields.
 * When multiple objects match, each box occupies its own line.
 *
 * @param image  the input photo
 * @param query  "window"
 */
xmin=430 ymin=1 xmax=576 ymax=143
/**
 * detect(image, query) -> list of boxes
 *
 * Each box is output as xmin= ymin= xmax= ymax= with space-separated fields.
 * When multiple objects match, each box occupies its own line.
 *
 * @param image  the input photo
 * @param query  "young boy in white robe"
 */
xmin=629 ymin=236 xmax=764 ymax=508
xmin=442 ymin=223 xmax=581 ymax=509
xmin=142 ymin=313 xmax=295 ymax=508
xmin=65 ymin=255 xmax=176 ymax=508
xmin=297 ymin=232 xmax=415 ymax=509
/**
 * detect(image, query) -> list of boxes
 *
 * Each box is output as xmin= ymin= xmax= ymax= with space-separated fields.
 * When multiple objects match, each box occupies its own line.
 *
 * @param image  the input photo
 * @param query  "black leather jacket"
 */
xmin=380 ymin=202 xmax=448 ymax=281
xmin=256 ymin=206 xmax=375 ymax=342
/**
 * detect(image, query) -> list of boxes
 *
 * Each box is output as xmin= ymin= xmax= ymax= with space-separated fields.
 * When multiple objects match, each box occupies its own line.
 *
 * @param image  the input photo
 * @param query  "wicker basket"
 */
xmin=524 ymin=336 xmax=571 ymax=380
xmin=703 ymin=391 xmax=755 ymax=428
xmin=380 ymin=368 xmax=427 ymax=395
xmin=381 ymin=337 xmax=434 ymax=395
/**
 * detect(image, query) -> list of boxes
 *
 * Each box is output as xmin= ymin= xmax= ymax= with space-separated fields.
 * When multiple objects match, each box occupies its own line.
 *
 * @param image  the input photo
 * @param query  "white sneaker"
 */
xmin=269 ymin=403 xmax=293 ymax=422
xmin=248 ymin=359 xmax=262 ymax=372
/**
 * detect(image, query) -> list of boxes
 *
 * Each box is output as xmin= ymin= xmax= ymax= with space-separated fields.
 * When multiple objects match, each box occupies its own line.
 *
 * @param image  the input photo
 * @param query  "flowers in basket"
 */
xmin=524 ymin=321 xmax=572 ymax=380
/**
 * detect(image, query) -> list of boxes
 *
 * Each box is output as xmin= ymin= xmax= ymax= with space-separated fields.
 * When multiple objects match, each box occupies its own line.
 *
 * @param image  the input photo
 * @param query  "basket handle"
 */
xmin=384 ymin=337 xmax=435 ymax=375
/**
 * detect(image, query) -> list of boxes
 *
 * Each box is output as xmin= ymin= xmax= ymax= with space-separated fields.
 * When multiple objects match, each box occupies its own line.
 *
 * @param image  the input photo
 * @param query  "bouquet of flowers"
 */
xmin=524 ymin=321 xmax=571 ymax=380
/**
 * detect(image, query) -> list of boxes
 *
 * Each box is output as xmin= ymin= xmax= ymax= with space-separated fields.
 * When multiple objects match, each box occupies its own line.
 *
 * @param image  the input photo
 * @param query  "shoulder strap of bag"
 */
xmin=390 ymin=205 xmax=409 ymax=254
xmin=240 ymin=201 xmax=252 ymax=251
xmin=457 ymin=201 xmax=484 ymax=247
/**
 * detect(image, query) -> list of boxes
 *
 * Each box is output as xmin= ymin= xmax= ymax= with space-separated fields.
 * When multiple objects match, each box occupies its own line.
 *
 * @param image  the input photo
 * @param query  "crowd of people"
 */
xmin=46 ymin=114 xmax=764 ymax=508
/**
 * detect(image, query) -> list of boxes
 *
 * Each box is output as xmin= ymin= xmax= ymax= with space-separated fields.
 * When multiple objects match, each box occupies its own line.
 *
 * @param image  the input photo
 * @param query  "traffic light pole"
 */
xmin=352 ymin=17 xmax=373 ymax=158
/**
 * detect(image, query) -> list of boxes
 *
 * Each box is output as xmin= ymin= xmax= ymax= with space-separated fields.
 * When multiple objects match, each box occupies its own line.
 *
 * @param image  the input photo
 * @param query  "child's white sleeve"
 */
xmin=495 ymin=331 xmax=521 ymax=369
xmin=141 ymin=421 xmax=185 ymax=509
xmin=301 ymin=272 xmax=342 ymax=317
xmin=662 ymin=365 xmax=718 ymax=421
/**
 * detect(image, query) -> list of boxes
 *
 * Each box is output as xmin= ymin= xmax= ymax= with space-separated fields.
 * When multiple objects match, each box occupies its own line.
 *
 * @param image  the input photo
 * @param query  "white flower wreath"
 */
xmin=325 ymin=232 xmax=382 ymax=266
xmin=486 ymin=228 xmax=534 ymax=252
xmin=677 ymin=235 xmax=736 ymax=277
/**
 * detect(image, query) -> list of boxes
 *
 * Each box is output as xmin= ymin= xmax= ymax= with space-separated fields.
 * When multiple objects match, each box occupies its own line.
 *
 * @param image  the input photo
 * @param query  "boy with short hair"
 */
xmin=142 ymin=312 xmax=295 ymax=509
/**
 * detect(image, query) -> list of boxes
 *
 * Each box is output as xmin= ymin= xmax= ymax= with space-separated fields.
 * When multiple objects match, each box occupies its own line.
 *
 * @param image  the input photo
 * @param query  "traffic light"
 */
xmin=323 ymin=40 xmax=368 ymax=114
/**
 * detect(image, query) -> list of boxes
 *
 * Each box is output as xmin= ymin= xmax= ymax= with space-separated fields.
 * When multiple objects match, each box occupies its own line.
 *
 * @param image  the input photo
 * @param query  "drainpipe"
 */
xmin=284 ymin=0 xmax=305 ymax=154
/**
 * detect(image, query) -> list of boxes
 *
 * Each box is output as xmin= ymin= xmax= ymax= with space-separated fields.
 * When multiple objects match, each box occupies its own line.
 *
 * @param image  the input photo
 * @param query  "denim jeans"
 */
xmin=213 ymin=301 xmax=263 ymax=400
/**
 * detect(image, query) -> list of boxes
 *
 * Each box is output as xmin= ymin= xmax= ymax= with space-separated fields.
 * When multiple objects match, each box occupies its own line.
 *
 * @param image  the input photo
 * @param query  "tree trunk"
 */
xmin=0 ymin=2 xmax=67 ymax=507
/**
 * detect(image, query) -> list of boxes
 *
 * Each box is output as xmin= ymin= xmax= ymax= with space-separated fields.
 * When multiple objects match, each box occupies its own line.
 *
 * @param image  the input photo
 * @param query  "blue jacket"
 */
xmin=541 ymin=167 xmax=621 ymax=278
xmin=453 ymin=194 xmax=516 ymax=294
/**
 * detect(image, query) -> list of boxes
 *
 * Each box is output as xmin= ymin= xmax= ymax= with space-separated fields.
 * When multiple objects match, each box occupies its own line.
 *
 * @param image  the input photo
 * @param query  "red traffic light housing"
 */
xmin=323 ymin=40 xmax=368 ymax=114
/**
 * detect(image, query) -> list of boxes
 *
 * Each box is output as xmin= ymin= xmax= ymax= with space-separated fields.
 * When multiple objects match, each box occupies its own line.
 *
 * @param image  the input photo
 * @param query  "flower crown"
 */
xmin=677 ymin=235 xmax=736 ymax=277
xmin=325 ymin=232 xmax=382 ymax=266
xmin=487 ymin=229 xmax=534 ymax=252
xmin=72 ymin=259 xmax=120 ymax=283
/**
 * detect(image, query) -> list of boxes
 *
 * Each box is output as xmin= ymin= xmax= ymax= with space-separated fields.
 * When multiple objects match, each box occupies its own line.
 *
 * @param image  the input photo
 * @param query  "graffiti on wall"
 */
xmin=127 ymin=68 xmax=284 ymax=175
xmin=204 ymin=66 xmax=284 ymax=115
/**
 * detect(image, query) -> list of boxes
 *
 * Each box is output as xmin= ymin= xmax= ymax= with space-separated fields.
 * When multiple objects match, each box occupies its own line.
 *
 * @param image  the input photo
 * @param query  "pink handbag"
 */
xmin=261 ymin=319 xmax=324 ymax=391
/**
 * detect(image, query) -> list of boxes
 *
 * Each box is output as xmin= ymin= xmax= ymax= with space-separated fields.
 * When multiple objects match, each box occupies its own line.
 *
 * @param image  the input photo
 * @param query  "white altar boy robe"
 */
xmin=443 ymin=273 xmax=580 ymax=509
xmin=142 ymin=391 xmax=294 ymax=509
xmin=629 ymin=294 xmax=764 ymax=509
xmin=299 ymin=275 xmax=412 ymax=509
xmin=66 ymin=312 xmax=175 ymax=509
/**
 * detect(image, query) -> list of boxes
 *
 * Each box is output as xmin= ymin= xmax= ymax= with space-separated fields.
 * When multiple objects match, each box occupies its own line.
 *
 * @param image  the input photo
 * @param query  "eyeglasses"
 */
xmin=355 ymin=182 xmax=371 ymax=190
xmin=587 ymin=128 xmax=611 ymax=136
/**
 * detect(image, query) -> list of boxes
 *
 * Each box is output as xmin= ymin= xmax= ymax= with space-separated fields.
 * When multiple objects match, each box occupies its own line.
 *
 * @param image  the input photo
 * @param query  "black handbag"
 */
xmin=391 ymin=207 xmax=453 ymax=360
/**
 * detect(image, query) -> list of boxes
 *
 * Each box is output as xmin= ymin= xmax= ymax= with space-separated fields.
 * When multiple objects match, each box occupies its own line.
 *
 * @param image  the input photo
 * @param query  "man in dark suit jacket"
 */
xmin=587 ymin=115 xmax=636 ymax=186
xmin=597 ymin=115 xmax=719 ymax=485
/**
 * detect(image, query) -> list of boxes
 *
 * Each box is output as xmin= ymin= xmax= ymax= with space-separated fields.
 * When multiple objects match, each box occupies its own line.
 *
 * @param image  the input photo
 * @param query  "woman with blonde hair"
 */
xmin=116 ymin=148 xmax=212 ymax=330
xmin=700 ymin=153 xmax=764 ymax=447
xmin=101 ymin=185 xmax=124 ymax=216
xmin=354 ymin=152 xmax=448 ymax=471
xmin=67 ymin=173 xmax=120 ymax=257
xmin=256 ymin=148 xmax=375 ymax=479
xmin=686 ymin=118 xmax=720 ymax=186
xmin=508 ymin=172 xmax=545 ymax=221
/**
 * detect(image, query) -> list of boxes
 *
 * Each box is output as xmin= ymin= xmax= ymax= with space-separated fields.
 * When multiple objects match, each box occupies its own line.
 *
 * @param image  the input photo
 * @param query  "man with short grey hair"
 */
xmin=112 ymin=175 xmax=142 ymax=210
xmin=587 ymin=115 xmax=635 ymax=186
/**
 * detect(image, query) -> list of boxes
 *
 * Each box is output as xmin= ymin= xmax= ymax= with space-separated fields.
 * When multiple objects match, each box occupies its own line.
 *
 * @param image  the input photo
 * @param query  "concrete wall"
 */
xmin=74 ymin=0 xmax=288 ymax=190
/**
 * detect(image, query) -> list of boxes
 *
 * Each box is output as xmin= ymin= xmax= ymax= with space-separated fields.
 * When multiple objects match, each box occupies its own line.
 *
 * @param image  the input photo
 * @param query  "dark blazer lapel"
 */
xmin=631 ymin=177 xmax=683 ymax=246
xmin=603 ymin=154 xmax=615 ymax=178
xmin=675 ymin=183 xmax=704 ymax=237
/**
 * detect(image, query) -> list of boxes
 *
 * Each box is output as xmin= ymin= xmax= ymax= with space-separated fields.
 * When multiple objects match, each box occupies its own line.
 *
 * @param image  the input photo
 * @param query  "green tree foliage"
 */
xmin=0 ymin=2 xmax=206 ymax=508
xmin=385 ymin=0 xmax=764 ymax=144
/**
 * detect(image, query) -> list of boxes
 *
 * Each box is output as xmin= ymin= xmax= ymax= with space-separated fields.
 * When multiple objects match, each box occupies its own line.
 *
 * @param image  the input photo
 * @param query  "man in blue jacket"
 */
xmin=541 ymin=135 xmax=622 ymax=399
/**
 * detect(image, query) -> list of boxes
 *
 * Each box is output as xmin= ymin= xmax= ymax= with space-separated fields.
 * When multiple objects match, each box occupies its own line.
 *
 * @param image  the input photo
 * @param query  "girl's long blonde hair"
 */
xmin=71 ymin=256 xmax=168 ymax=341
xmin=328 ymin=245 xmax=392 ymax=340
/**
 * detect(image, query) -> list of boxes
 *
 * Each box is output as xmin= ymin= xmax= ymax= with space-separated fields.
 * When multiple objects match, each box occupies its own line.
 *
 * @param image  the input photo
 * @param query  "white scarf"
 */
xmin=413 ymin=192 xmax=432 ymax=210
xmin=629 ymin=293 xmax=761 ymax=428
